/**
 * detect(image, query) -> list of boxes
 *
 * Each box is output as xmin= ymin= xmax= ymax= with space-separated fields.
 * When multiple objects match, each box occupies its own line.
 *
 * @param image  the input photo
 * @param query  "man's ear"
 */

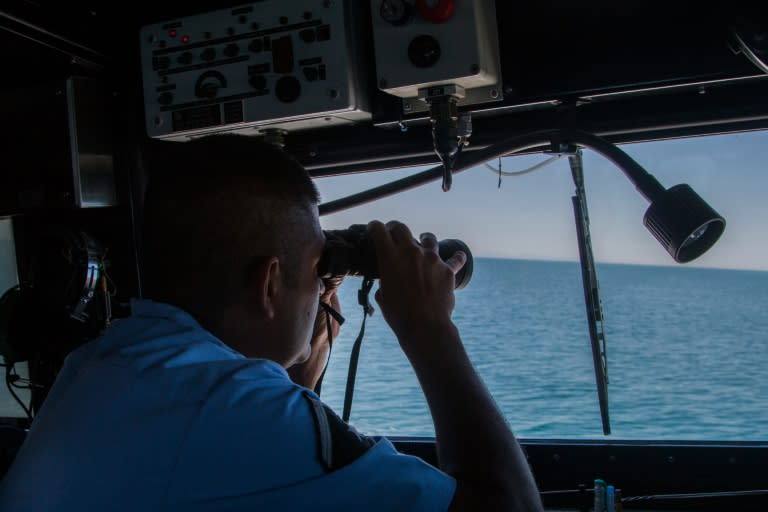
xmin=250 ymin=256 xmax=281 ymax=320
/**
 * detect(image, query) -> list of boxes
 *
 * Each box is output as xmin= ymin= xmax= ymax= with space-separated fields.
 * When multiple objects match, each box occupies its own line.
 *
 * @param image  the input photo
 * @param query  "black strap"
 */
xmin=341 ymin=277 xmax=374 ymax=423
xmin=313 ymin=302 xmax=345 ymax=396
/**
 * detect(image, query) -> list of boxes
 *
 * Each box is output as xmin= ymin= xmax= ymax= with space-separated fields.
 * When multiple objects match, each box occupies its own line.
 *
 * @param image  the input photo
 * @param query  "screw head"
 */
xmin=153 ymin=116 xmax=163 ymax=127
xmin=490 ymin=89 xmax=499 ymax=99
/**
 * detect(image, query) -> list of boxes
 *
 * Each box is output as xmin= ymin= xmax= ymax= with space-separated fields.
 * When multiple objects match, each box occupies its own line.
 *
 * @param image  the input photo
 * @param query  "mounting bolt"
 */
xmin=490 ymin=88 xmax=500 ymax=99
xmin=403 ymin=101 xmax=412 ymax=111
xmin=153 ymin=116 xmax=163 ymax=127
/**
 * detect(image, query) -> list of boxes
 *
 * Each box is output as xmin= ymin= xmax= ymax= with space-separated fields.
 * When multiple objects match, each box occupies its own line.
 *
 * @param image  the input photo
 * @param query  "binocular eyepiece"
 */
xmin=318 ymin=225 xmax=473 ymax=290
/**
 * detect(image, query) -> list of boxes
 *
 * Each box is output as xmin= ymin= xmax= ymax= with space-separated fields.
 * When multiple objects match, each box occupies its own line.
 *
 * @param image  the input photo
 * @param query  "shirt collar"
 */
xmin=129 ymin=298 xmax=206 ymax=331
xmin=127 ymin=299 xmax=291 ymax=375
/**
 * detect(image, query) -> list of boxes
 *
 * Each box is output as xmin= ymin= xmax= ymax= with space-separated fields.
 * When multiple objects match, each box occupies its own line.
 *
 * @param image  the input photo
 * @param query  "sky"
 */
xmin=315 ymin=130 xmax=768 ymax=271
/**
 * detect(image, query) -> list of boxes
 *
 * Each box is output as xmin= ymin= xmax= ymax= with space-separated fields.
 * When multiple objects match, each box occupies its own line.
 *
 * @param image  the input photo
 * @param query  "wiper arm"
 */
xmin=569 ymin=149 xmax=611 ymax=435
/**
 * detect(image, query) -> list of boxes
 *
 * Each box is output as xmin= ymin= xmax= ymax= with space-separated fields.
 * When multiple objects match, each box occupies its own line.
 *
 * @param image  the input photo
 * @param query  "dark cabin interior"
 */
xmin=1 ymin=1 xmax=767 ymax=509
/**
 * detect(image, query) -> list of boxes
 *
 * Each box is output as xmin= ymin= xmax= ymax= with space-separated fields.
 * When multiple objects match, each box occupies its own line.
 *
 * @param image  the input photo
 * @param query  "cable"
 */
xmin=484 ymin=154 xmax=562 ymax=177
xmin=319 ymin=130 xmax=557 ymax=216
xmin=5 ymin=363 xmax=32 ymax=421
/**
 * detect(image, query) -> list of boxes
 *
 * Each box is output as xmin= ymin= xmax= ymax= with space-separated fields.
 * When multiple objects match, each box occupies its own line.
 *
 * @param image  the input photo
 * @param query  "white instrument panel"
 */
xmin=140 ymin=1 xmax=370 ymax=140
xmin=370 ymin=0 xmax=502 ymax=108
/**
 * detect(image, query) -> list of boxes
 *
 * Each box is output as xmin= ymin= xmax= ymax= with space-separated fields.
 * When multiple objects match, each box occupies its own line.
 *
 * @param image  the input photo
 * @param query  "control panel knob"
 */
xmin=177 ymin=51 xmax=193 ymax=65
xmin=249 ymin=39 xmax=263 ymax=53
xmin=408 ymin=35 xmax=441 ymax=68
xmin=249 ymin=75 xmax=267 ymax=90
xmin=154 ymin=56 xmax=171 ymax=70
xmin=200 ymin=48 xmax=216 ymax=62
xmin=380 ymin=0 xmax=413 ymax=26
xmin=275 ymin=76 xmax=301 ymax=103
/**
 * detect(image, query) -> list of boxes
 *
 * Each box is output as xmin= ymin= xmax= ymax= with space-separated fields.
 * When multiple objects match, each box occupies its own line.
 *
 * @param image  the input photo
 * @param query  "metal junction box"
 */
xmin=369 ymin=0 xmax=502 ymax=110
xmin=140 ymin=0 xmax=371 ymax=140
xmin=0 ymin=78 xmax=116 ymax=214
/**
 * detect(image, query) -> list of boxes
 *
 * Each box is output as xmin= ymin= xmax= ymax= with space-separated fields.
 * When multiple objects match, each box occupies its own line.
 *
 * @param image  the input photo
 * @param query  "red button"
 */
xmin=415 ymin=0 xmax=455 ymax=23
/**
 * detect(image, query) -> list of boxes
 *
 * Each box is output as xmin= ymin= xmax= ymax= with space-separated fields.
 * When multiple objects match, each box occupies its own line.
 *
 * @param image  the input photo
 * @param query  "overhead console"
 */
xmin=140 ymin=0 xmax=371 ymax=140
xmin=133 ymin=1 xmax=768 ymax=173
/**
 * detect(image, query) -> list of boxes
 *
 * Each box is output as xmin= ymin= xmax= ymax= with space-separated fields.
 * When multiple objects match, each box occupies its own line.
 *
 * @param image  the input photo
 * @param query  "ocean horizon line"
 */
xmin=470 ymin=256 xmax=768 ymax=273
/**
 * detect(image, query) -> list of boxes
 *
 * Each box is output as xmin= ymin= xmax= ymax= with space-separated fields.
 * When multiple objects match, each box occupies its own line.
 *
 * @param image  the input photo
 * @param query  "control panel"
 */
xmin=370 ymin=0 xmax=502 ymax=111
xmin=140 ymin=1 xmax=370 ymax=140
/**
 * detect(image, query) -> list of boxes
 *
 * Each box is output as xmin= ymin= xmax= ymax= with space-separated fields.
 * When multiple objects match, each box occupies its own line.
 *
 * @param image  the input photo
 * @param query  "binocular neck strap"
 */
xmin=313 ymin=301 xmax=346 ymax=396
xmin=341 ymin=277 xmax=375 ymax=423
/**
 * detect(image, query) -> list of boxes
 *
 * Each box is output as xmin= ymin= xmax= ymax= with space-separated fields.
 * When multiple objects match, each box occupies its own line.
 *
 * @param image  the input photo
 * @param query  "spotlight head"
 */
xmin=643 ymin=184 xmax=725 ymax=263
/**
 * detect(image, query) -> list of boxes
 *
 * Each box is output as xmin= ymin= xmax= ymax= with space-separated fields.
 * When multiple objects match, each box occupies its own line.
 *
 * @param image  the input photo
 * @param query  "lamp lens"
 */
xmin=681 ymin=224 xmax=709 ymax=249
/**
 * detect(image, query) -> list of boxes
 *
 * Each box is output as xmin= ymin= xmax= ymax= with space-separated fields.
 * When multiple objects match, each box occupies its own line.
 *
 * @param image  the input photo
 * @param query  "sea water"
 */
xmin=319 ymin=259 xmax=768 ymax=440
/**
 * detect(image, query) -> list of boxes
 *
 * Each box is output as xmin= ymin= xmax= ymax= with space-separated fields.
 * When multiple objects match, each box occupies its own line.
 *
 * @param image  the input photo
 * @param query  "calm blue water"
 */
xmin=319 ymin=259 xmax=768 ymax=440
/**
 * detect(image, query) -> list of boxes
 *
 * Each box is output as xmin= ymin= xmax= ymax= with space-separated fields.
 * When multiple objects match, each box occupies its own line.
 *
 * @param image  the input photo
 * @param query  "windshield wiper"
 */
xmin=569 ymin=148 xmax=611 ymax=435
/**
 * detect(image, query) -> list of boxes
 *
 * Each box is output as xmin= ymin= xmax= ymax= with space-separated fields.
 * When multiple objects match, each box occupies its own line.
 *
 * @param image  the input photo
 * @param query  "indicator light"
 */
xmin=181 ymin=35 xmax=190 ymax=44
xmin=169 ymin=30 xmax=177 ymax=37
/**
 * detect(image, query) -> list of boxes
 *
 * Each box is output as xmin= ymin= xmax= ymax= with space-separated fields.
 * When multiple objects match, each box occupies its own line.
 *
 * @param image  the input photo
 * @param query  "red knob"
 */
xmin=415 ymin=0 xmax=455 ymax=23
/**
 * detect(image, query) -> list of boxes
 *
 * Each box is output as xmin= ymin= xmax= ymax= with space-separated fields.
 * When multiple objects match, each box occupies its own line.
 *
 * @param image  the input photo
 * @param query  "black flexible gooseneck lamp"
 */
xmin=559 ymin=130 xmax=726 ymax=263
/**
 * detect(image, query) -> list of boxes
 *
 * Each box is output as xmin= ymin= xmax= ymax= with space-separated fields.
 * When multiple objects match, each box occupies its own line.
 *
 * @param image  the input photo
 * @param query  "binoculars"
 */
xmin=318 ymin=224 xmax=473 ymax=290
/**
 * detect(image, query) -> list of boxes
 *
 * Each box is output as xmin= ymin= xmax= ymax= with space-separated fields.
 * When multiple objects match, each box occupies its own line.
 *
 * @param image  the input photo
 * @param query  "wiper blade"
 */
xmin=569 ymin=149 xmax=611 ymax=435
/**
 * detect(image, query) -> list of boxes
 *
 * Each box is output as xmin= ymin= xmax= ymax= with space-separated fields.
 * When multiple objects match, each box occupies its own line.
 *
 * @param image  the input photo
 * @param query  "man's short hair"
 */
xmin=141 ymin=135 xmax=320 ymax=320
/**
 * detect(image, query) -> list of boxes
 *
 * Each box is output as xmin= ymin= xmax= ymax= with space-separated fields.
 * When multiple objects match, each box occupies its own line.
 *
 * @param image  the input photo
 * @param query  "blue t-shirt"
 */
xmin=0 ymin=300 xmax=455 ymax=511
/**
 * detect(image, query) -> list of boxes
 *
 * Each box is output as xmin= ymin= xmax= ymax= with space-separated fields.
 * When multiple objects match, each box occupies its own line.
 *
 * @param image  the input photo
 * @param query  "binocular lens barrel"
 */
xmin=319 ymin=226 xmax=473 ymax=290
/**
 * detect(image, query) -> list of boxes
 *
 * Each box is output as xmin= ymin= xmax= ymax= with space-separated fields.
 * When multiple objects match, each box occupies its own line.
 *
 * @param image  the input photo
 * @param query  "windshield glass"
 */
xmin=315 ymin=130 xmax=768 ymax=440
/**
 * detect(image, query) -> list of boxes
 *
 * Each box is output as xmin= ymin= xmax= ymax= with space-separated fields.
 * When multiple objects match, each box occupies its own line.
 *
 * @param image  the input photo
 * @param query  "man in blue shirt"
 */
xmin=0 ymin=136 xmax=542 ymax=511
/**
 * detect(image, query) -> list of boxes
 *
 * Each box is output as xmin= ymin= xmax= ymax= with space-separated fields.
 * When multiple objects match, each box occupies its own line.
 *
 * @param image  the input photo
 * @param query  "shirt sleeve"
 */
xmin=205 ymin=437 xmax=457 ymax=512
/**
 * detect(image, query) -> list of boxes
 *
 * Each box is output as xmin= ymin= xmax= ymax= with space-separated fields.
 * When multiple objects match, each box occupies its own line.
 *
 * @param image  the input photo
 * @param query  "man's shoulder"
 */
xmin=303 ymin=393 xmax=377 ymax=472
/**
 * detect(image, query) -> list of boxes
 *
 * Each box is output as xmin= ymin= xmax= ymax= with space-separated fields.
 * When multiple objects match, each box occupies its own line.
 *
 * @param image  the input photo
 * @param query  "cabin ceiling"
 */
xmin=2 ymin=1 xmax=767 ymax=172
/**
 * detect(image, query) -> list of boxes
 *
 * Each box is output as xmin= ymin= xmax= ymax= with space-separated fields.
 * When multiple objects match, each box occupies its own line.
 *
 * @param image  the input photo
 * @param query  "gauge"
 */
xmin=380 ymin=0 xmax=412 ymax=26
